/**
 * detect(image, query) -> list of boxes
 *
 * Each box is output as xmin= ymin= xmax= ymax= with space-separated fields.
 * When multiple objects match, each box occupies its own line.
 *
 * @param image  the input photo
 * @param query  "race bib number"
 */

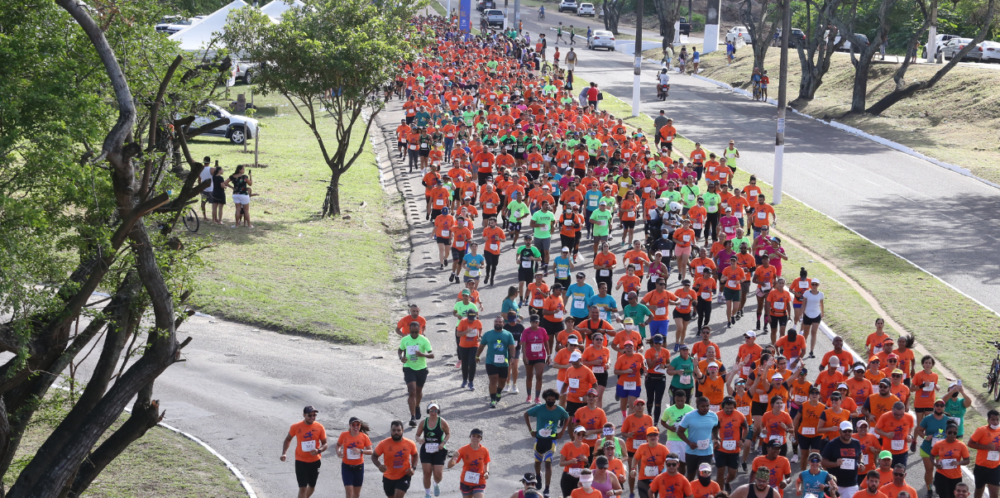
xmin=436 ymin=199 xmax=445 ymax=206
xmin=682 ymin=235 xmax=691 ymax=242
xmin=891 ymin=439 xmax=905 ymax=451
xmin=486 ymin=203 xmax=494 ymax=209
xmin=564 ymin=220 xmax=574 ymax=226
xmin=557 ymin=269 xmax=569 ymax=278
xmin=738 ymin=406 xmax=750 ymax=415
xmin=406 ymin=345 xmax=420 ymax=357
xmin=799 ymin=281 xmax=809 ymax=289
xmin=569 ymin=378 xmax=580 ymax=389
xmin=633 ymin=439 xmax=644 ymax=450
xmin=801 ymin=427 xmax=815 ymax=436
xmin=700 ymin=292 xmax=711 ymax=300
xmin=301 ymin=440 xmax=316 ymax=452
xmin=494 ymin=354 xmax=506 ymax=363
xmin=490 ymin=243 xmax=499 ymax=251
xmin=624 ymin=382 xmax=637 ymax=390
xmin=569 ymin=468 xmax=583 ymax=477
xmin=679 ymin=298 xmax=691 ymax=306
xmin=425 ymin=443 xmax=439 ymax=453
xmin=710 ymin=405 xmax=720 ymax=412
xmin=774 ymin=302 xmax=785 ymax=310
xmin=555 ymin=311 xmax=565 ymax=319
xmin=734 ymin=212 xmax=742 ymax=219
xmin=574 ymin=300 xmax=585 ymax=309
xmin=522 ymin=260 xmax=533 ymax=268
xmin=923 ymin=382 xmax=935 ymax=392
xmin=759 ymin=394 xmax=768 ymax=403
xmin=693 ymin=223 xmax=702 ymax=229
xmin=988 ymin=451 xmax=1000 ymax=462
xmin=840 ymin=459 xmax=856 ymax=470
xmin=645 ymin=466 xmax=659 ymax=477
xmin=441 ymin=229 xmax=450 ymax=236
xmin=728 ymin=279 xmax=738 ymax=287
xmin=723 ymin=440 xmax=737 ymax=451
xmin=347 ymin=448 xmax=362 ymax=459
xmin=794 ymin=395 xmax=807 ymax=403
xmin=533 ymin=299 xmax=543 ymax=307
xmin=656 ymin=307 xmax=666 ymax=315
xmin=680 ymin=374 xmax=692 ymax=385
xmin=454 ymin=241 xmax=466 ymax=249
xmin=464 ymin=471 xmax=481 ymax=482
xmin=758 ymin=211 xmax=767 ymax=219
xmin=465 ymin=330 xmax=478 ymax=338
xmin=531 ymin=343 xmax=543 ymax=352
xmin=627 ymin=211 xmax=636 ymax=218
xmin=861 ymin=454 xmax=869 ymax=466
xmin=593 ymin=366 xmax=605 ymax=373
xmin=941 ymin=459 xmax=957 ymax=470
xmin=600 ymin=270 xmax=610 ymax=277
xmin=769 ymin=434 xmax=784 ymax=444
xmin=538 ymin=428 xmax=552 ymax=437
xmin=742 ymin=366 xmax=751 ymax=376
xmin=409 ymin=144 xmax=417 ymax=150
xmin=697 ymin=439 xmax=710 ymax=450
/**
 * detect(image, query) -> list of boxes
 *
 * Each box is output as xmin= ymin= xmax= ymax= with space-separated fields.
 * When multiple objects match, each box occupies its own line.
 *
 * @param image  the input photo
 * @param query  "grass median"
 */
xmin=4 ymin=393 xmax=245 ymax=497
xmin=692 ymin=50 xmax=1000 ymax=185
xmin=573 ymin=72 xmax=1000 ymax=412
xmin=183 ymin=86 xmax=406 ymax=344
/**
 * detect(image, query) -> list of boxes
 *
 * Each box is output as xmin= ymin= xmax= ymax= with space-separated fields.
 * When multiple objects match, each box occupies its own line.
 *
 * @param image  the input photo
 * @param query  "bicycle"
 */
xmin=752 ymin=81 xmax=762 ymax=101
xmin=181 ymin=206 xmax=200 ymax=233
xmin=983 ymin=340 xmax=1000 ymax=401
xmin=538 ymin=9 xmax=545 ymax=20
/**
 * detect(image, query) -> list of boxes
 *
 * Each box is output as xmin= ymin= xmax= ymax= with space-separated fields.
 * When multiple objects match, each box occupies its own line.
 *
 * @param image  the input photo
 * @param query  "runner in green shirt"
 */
xmin=622 ymin=292 xmax=653 ymax=338
xmin=680 ymin=179 xmax=700 ymax=210
xmin=399 ymin=322 xmax=434 ymax=425
xmin=505 ymin=192 xmax=530 ymax=247
xmin=661 ymin=390 xmax=694 ymax=444
xmin=589 ymin=202 xmax=614 ymax=253
xmin=530 ymin=201 xmax=556 ymax=271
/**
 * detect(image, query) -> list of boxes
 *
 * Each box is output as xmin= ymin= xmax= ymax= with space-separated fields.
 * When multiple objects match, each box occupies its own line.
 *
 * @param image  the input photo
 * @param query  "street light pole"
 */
xmin=773 ymin=0 xmax=790 ymax=205
xmin=632 ymin=0 xmax=644 ymax=116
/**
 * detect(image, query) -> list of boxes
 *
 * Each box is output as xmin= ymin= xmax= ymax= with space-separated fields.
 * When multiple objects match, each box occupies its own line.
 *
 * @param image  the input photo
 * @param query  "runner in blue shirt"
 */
xmin=566 ymin=273 xmax=596 ymax=321
xmin=677 ymin=396 xmax=720 ymax=480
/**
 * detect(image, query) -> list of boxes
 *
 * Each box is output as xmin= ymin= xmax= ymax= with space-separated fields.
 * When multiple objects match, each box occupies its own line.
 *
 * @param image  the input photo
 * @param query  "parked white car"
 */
xmin=726 ymin=26 xmax=752 ymax=44
xmin=979 ymin=41 xmax=1000 ymax=62
xmin=922 ymin=33 xmax=960 ymax=58
xmin=155 ymin=16 xmax=200 ymax=35
xmin=483 ymin=9 xmax=505 ymax=28
xmin=577 ymin=3 xmax=596 ymax=16
xmin=191 ymin=103 xmax=258 ymax=145
xmin=588 ymin=30 xmax=615 ymax=50
xmin=558 ymin=0 xmax=578 ymax=13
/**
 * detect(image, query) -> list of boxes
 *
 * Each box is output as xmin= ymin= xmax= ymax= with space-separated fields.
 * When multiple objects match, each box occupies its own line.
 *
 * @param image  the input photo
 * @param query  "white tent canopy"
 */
xmin=169 ymin=0 xmax=249 ymax=52
xmin=260 ymin=0 xmax=304 ymax=19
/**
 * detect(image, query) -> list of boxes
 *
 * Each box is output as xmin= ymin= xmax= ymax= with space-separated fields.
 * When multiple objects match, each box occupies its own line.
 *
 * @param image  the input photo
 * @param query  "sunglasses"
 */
xmin=893 ymin=472 xmax=905 ymax=476
xmin=666 ymin=463 xmax=679 ymax=467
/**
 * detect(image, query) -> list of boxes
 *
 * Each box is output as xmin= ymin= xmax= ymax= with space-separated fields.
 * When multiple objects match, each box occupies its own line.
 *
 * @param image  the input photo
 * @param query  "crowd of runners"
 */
xmin=278 ymin=14 xmax=1000 ymax=498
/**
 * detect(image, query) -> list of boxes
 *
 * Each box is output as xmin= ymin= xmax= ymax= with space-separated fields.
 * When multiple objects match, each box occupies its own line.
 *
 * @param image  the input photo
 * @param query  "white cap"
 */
xmin=771 ymin=373 xmax=784 ymax=380
xmin=829 ymin=356 xmax=840 ymax=366
xmin=839 ymin=421 xmax=854 ymax=431
xmin=744 ymin=331 xmax=757 ymax=338
xmin=837 ymin=383 xmax=849 ymax=390
xmin=568 ymin=336 xmax=580 ymax=345
xmin=570 ymin=351 xmax=583 ymax=362
xmin=698 ymin=463 xmax=713 ymax=473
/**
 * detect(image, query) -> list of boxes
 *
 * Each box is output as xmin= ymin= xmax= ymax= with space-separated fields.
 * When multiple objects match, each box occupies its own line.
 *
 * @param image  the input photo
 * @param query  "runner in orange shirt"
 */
xmin=672 ymin=279 xmax=698 ymax=348
xmin=721 ymin=256 xmax=746 ymax=327
xmin=672 ymin=220 xmax=696 ymax=282
xmin=614 ymin=341 xmax=646 ymax=419
xmin=874 ymin=402 xmax=915 ymax=465
xmin=447 ymin=429 xmax=491 ymax=497
xmin=373 ymin=421 xmax=419 ymax=498
xmin=764 ymin=277 xmax=793 ymax=346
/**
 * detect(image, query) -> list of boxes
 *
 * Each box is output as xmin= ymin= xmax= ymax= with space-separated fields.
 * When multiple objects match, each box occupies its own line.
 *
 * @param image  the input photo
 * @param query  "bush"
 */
xmin=689 ymin=13 xmax=705 ymax=32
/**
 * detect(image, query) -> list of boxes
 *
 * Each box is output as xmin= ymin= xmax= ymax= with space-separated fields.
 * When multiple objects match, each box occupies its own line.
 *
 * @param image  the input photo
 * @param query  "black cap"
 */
xmin=470 ymin=428 xmax=484 ymax=437
xmin=768 ymin=439 xmax=783 ymax=448
xmin=521 ymin=472 xmax=538 ymax=484
xmin=303 ymin=405 xmax=318 ymax=414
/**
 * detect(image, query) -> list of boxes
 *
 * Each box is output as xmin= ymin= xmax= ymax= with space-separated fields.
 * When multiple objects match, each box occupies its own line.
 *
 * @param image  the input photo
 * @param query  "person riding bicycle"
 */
xmin=538 ymin=5 xmax=545 ymax=19
xmin=657 ymin=68 xmax=671 ymax=98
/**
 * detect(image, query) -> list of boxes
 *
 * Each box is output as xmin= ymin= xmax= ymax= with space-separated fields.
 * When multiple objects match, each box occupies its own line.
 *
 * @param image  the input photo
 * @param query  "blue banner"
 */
xmin=459 ymin=0 xmax=471 ymax=32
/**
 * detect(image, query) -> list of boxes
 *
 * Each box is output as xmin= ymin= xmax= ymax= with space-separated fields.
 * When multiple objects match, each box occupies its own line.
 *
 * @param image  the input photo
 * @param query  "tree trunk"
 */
xmin=654 ymin=0 xmax=682 ymax=49
xmin=740 ymin=0 xmax=781 ymax=76
xmin=867 ymin=0 xmax=995 ymax=115
xmin=602 ymin=0 xmax=624 ymax=34
xmin=322 ymin=170 xmax=343 ymax=217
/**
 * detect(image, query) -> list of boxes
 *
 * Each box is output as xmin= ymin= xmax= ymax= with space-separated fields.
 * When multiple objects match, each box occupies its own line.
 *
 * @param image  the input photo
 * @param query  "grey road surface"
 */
xmin=506 ymin=8 xmax=1000 ymax=316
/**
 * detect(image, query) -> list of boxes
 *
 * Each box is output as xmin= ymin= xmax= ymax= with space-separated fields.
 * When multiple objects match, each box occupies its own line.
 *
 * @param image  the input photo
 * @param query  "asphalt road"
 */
xmin=504 ymin=8 xmax=1000 ymax=316
xmin=63 ymin=12 xmax=985 ymax=497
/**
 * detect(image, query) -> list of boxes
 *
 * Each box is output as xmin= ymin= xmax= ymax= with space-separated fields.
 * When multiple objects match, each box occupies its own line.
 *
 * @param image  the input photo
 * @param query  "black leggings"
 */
xmin=696 ymin=298 xmax=713 ymax=330
xmin=484 ymin=252 xmax=499 ymax=281
xmin=408 ymin=150 xmax=419 ymax=170
xmin=646 ymin=375 xmax=667 ymax=422
xmin=561 ymin=472 xmax=580 ymax=498
xmin=934 ymin=473 xmax=962 ymax=498
xmin=458 ymin=346 xmax=478 ymax=383
xmin=705 ymin=212 xmax=720 ymax=242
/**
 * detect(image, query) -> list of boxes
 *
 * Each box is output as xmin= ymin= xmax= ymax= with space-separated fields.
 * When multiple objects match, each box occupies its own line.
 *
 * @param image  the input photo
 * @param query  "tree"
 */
xmin=223 ymin=0 xmax=425 ymax=217
xmin=866 ymin=0 xmax=997 ymax=114
xmin=0 ymin=0 xmax=229 ymax=495
xmin=828 ymin=0 xmax=900 ymax=113
xmin=790 ymin=0 xmax=850 ymax=106
xmin=654 ymin=0 xmax=684 ymax=48
xmin=603 ymin=0 xmax=627 ymax=34
xmin=740 ymin=0 xmax=784 ymax=74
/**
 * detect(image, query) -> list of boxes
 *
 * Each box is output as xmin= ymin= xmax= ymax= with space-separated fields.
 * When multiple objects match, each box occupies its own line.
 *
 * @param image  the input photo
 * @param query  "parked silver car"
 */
xmin=191 ymin=103 xmax=259 ymax=145
xmin=588 ymin=30 xmax=615 ymax=50
xmin=483 ymin=9 xmax=505 ymax=28
xmin=558 ymin=0 xmax=578 ymax=12
xmin=726 ymin=26 xmax=752 ymax=44
xmin=942 ymin=37 xmax=979 ymax=61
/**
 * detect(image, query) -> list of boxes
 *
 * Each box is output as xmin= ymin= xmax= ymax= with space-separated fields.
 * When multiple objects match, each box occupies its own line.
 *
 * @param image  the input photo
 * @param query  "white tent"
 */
xmin=260 ymin=0 xmax=304 ymax=19
xmin=169 ymin=0 xmax=249 ymax=52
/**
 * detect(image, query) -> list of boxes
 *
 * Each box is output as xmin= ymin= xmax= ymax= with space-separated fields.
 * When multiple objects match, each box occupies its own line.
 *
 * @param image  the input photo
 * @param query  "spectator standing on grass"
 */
xmin=199 ymin=155 xmax=213 ymax=220
xmin=281 ymin=406 xmax=328 ymax=498
xmin=211 ymin=163 xmax=226 ymax=224
xmin=587 ymin=82 xmax=600 ymax=111
xmin=223 ymin=165 xmax=254 ymax=228
xmin=662 ymin=43 xmax=674 ymax=71
xmin=726 ymin=40 xmax=735 ymax=64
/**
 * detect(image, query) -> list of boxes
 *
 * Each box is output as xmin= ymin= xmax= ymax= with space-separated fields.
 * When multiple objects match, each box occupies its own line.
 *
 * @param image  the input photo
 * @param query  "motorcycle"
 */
xmin=657 ymin=83 xmax=670 ymax=100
